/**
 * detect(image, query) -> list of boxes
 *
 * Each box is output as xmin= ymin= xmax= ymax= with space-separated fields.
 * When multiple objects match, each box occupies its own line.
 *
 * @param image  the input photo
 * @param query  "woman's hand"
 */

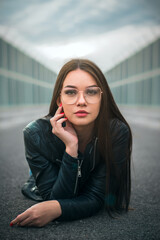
xmin=10 ymin=200 xmax=62 ymax=228
xmin=50 ymin=104 xmax=78 ymax=157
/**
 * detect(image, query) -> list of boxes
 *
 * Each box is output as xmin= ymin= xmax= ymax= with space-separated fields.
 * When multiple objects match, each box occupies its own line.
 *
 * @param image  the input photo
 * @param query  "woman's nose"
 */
xmin=76 ymin=91 xmax=87 ymax=105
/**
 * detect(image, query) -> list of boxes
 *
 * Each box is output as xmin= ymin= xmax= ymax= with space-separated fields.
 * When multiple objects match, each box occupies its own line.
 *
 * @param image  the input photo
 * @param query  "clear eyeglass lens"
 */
xmin=61 ymin=87 xmax=102 ymax=104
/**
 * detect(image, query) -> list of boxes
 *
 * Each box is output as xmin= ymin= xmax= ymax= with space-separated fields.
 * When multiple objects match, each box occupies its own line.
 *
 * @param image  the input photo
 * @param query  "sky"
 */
xmin=0 ymin=0 xmax=160 ymax=74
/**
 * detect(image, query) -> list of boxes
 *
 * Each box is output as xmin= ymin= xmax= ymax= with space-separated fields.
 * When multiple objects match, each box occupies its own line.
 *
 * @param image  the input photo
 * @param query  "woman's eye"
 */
xmin=65 ymin=90 xmax=77 ymax=95
xmin=86 ymin=89 xmax=98 ymax=95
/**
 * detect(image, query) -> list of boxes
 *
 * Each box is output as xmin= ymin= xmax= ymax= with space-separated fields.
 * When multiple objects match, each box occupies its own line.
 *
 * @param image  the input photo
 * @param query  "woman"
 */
xmin=10 ymin=59 xmax=132 ymax=227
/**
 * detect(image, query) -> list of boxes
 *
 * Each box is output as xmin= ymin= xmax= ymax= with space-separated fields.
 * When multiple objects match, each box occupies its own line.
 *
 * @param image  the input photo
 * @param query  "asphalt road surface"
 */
xmin=0 ymin=114 xmax=160 ymax=240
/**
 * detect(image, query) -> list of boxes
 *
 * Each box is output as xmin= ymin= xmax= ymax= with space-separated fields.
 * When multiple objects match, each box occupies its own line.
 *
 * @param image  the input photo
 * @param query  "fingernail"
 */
xmin=59 ymin=103 xmax=62 ymax=107
xmin=10 ymin=222 xmax=13 ymax=227
xmin=60 ymin=112 xmax=64 ymax=114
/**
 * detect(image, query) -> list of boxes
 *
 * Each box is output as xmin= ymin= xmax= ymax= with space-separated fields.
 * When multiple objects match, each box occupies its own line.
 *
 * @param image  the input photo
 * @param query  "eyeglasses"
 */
xmin=61 ymin=86 xmax=103 ymax=104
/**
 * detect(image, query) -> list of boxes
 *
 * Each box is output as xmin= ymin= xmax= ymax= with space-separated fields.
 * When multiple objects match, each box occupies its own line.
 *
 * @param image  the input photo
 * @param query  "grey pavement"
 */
xmin=0 ymin=106 xmax=160 ymax=240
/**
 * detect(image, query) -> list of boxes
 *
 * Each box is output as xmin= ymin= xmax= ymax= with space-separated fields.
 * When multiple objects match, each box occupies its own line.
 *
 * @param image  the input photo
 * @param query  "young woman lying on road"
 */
xmin=10 ymin=59 xmax=132 ymax=227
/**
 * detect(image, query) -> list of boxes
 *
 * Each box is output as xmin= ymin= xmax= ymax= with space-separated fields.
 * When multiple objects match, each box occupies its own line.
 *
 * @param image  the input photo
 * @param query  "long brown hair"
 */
xmin=45 ymin=58 xmax=132 ymax=216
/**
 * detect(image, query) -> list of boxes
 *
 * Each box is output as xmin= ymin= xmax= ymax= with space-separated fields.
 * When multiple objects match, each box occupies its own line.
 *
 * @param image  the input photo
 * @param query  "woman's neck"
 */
xmin=73 ymin=122 xmax=94 ymax=153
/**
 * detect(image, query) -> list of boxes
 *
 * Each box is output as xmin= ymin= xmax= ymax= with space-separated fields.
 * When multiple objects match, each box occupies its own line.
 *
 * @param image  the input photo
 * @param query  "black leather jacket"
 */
xmin=21 ymin=116 xmax=130 ymax=222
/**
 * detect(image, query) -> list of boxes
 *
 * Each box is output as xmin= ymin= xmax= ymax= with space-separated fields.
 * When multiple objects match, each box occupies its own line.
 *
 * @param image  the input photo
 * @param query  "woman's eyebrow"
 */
xmin=88 ymin=85 xmax=98 ymax=87
xmin=64 ymin=85 xmax=76 ymax=88
xmin=64 ymin=85 xmax=98 ymax=88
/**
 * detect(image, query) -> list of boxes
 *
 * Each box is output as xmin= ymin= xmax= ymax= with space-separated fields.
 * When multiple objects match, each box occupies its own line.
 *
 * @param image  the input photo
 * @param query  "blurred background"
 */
xmin=0 ymin=2 xmax=160 ymax=239
xmin=0 ymin=0 xmax=160 ymax=128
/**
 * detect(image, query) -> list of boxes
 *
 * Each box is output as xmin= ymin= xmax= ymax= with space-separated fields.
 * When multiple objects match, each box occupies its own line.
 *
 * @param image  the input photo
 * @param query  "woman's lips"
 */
xmin=75 ymin=111 xmax=89 ymax=117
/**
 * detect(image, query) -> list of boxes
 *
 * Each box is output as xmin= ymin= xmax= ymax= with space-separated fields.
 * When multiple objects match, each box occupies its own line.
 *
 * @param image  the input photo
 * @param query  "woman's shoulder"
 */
xmin=109 ymin=117 xmax=129 ymax=132
xmin=23 ymin=116 xmax=52 ymax=136
xmin=23 ymin=116 xmax=65 ymax=154
xmin=109 ymin=117 xmax=130 ymax=141
xmin=23 ymin=116 xmax=65 ymax=147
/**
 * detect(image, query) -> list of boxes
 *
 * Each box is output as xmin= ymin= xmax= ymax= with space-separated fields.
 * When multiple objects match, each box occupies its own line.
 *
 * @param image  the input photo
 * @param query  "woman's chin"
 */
xmin=70 ymin=118 xmax=95 ymax=128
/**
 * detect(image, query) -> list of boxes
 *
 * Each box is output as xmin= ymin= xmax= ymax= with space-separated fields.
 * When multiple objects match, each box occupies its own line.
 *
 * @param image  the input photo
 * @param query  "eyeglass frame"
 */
xmin=60 ymin=86 xmax=103 ymax=105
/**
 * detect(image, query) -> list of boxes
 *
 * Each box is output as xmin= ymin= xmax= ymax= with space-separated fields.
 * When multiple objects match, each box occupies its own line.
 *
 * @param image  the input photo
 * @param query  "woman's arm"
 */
xmin=10 ymin=161 xmax=106 ymax=227
xmin=56 ymin=161 xmax=106 ymax=221
xmin=23 ymin=104 xmax=81 ymax=200
xmin=23 ymin=128 xmax=82 ymax=200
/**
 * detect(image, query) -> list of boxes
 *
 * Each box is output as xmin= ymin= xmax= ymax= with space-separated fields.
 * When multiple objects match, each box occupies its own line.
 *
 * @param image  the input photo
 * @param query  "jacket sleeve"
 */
xmin=23 ymin=128 xmax=83 ymax=200
xmin=56 ymin=161 xmax=106 ymax=221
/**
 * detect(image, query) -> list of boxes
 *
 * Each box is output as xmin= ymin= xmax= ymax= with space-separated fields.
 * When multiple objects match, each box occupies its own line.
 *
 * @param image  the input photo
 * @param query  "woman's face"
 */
xmin=58 ymin=69 xmax=101 ymax=127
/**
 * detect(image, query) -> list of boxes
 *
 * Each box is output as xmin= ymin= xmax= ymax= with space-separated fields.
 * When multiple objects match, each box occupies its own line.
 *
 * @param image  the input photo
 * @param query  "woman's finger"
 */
xmin=56 ymin=117 xmax=67 ymax=125
xmin=27 ymin=221 xmax=42 ymax=227
xmin=17 ymin=216 xmax=32 ymax=227
xmin=27 ymin=222 xmax=35 ymax=227
xmin=10 ymin=211 xmax=29 ymax=226
xmin=52 ymin=118 xmax=67 ymax=134
xmin=50 ymin=112 xmax=64 ymax=122
xmin=50 ymin=113 xmax=65 ymax=129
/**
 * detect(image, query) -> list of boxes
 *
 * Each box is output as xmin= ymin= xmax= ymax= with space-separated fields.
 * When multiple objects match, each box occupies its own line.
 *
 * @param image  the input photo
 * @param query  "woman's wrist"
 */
xmin=66 ymin=144 xmax=78 ymax=158
xmin=47 ymin=200 xmax=62 ymax=220
xmin=53 ymin=200 xmax=62 ymax=218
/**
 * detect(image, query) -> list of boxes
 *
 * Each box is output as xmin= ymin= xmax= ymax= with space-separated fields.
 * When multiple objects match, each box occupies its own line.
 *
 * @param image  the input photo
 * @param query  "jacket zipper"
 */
xmin=74 ymin=159 xmax=83 ymax=194
xmin=73 ymin=137 xmax=98 ymax=194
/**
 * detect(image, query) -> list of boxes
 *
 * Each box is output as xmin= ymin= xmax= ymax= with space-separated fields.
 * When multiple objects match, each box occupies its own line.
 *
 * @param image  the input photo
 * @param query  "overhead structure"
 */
xmin=105 ymin=38 xmax=160 ymax=108
xmin=0 ymin=38 xmax=57 ymax=108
